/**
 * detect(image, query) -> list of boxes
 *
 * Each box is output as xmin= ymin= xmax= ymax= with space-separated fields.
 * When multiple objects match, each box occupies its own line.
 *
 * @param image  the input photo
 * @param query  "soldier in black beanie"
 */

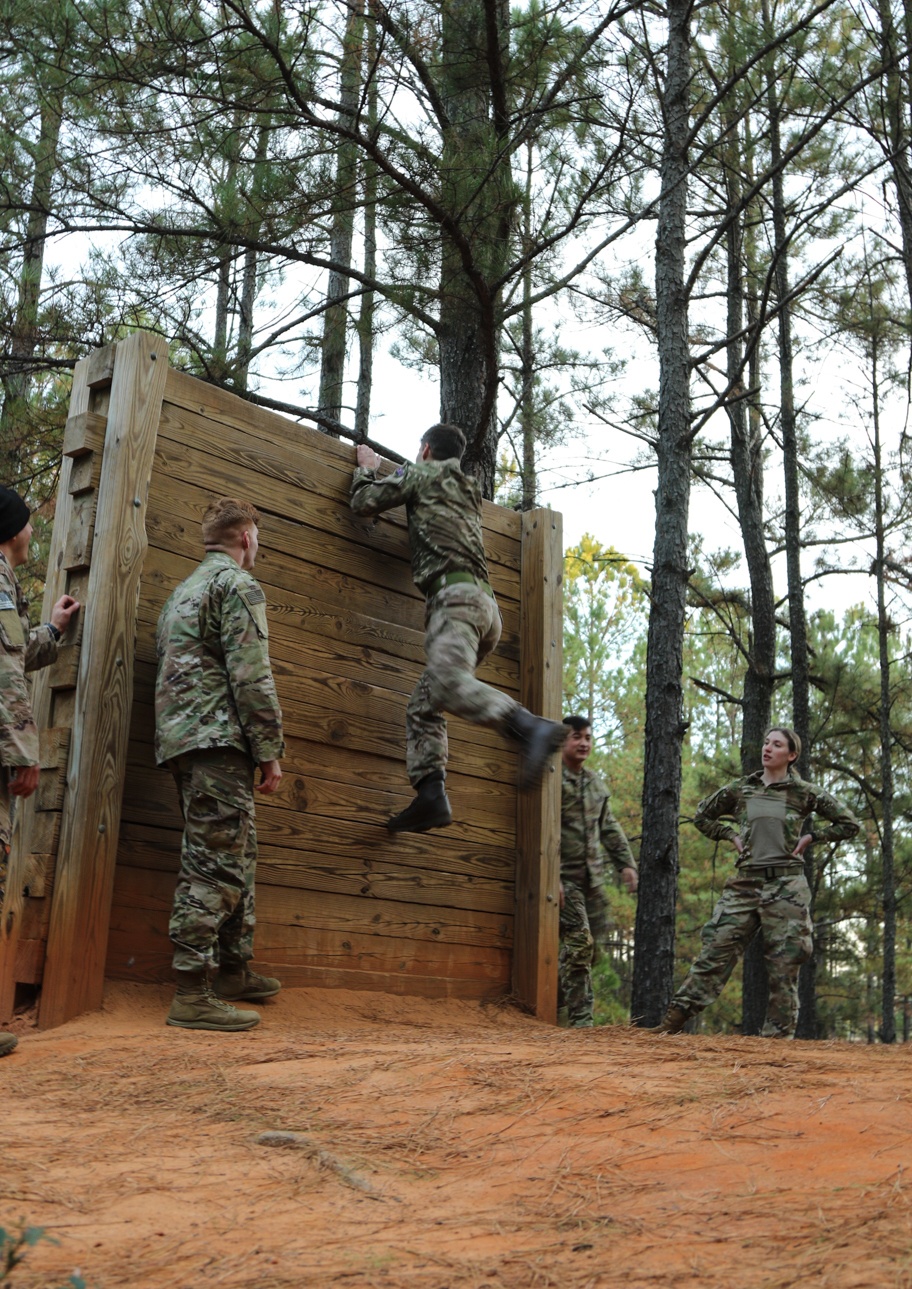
xmin=0 ymin=486 xmax=80 ymax=1058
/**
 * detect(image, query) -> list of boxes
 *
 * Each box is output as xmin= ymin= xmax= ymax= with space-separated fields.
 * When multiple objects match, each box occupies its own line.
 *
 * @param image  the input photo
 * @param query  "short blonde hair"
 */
xmin=201 ymin=498 xmax=260 ymax=545
xmin=766 ymin=726 xmax=802 ymax=761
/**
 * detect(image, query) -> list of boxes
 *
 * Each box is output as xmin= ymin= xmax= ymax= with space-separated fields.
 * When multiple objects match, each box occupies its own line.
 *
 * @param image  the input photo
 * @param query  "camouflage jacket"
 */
xmin=350 ymin=458 xmax=490 ymax=595
xmin=154 ymin=553 xmax=284 ymax=766
xmin=0 ymin=552 xmax=58 ymax=769
xmin=561 ymin=764 xmax=637 ymax=887
xmin=693 ymin=770 xmax=860 ymax=869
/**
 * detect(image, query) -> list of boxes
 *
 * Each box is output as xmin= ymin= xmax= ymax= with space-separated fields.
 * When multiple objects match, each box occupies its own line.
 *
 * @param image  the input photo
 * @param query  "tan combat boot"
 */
xmin=167 ymin=972 xmax=260 ymax=1031
xmin=214 ymin=966 xmax=281 ymax=1002
xmin=650 ymin=1004 xmax=690 ymax=1035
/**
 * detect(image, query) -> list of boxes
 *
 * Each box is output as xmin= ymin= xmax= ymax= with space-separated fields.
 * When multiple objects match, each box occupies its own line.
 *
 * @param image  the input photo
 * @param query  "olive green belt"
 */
xmin=742 ymin=864 xmax=804 ymax=880
xmin=426 ymin=571 xmax=494 ymax=600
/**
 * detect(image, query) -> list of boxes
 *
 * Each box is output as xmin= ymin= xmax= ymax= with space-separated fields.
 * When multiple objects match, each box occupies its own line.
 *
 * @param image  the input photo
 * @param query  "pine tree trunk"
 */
xmin=631 ymin=0 xmax=692 ymax=1026
xmin=236 ymin=123 xmax=271 ymax=393
xmin=438 ymin=0 xmax=515 ymax=498
xmin=876 ymin=0 xmax=912 ymax=313
xmin=318 ymin=0 xmax=363 ymax=427
xmin=0 ymin=91 xmax=62 ymax=477
xmin=723 ymin=121 xmax=775 ymax=1035
xmin=520 ymin=144 xmax=536 ymax=511
xmin=354 ymin=17 xmax=378 ymax=443
xmin=762 ymin=0 xmax=816 ymax=1038
xmin=871 ymin=325 xmax=897 ymax=1043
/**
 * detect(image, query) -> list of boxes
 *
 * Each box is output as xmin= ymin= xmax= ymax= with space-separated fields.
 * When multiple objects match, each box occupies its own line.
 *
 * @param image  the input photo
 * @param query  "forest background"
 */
xmin=2 ymin=0 xmax=911 ymax=1041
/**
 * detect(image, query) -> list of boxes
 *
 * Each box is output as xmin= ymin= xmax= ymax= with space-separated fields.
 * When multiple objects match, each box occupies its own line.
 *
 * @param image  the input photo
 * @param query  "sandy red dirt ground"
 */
xmin=2 ymin=982 xmax=911 ymax=1288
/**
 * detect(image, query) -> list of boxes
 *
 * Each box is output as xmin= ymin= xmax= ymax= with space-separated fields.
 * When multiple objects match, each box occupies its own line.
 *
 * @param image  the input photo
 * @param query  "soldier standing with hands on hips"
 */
xmin=653 ymin=726 xmax=859 ymax=1038
xmin=350 ymin=424 xmax=566 ymax=832
xmin=155 ymin=498 xmax=284 ymax=1033
xmin=0 ymin=485 xmax=80 ymax=1059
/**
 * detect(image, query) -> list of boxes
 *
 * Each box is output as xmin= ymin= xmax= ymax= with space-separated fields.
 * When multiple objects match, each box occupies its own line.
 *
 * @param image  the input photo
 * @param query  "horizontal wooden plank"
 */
xmin=35 ymin=764 xmax=65 ymax=812
xmin=47 ymin=648 xmax=79 ymax=691
xmin=111 ymin=864 xmax=512 ymax=949
xmin=161 ymin=369 xmax=522 ymax=543
xmin=137 ymin=539 xmax=521 ymax=668
xmin=114 ymin=823 xmax=514 ymax=915
xmin=21 ymin=853 xmax=54 ymax=899
xmin=144 ymin=474 xmax=521 ymax=605
xmin=62 ymin=410 xmax=106 ymax=459
xmin=116 ymin=800 xmax=516 ymax=887
xmin=130 ymin=650 xmax=519 ymax=769
xmin=39 ymin=727 xmax=71 ymax=769
xmin=31 ymin=811 xmax=60 ymax=854
xmin=13 ymin=937 xmax=45 ymax=984
xmin=105 ymin=936 xmax=508 ymax=999
xmin=134 ymin=585 xmax=520 ymax=700
xmin=107 ymin=899 xmax=512 ymax=975
xmin=127 ymin=680 xmax=522 ymax=789
xmin=139 ymin=511 xmax=522 ymax=649
xmin=124 ymin=732 xmax=517 ymax=834
xmin=122 ymin=746 xmax=516 ymax=842
xmin=85 ymin=343 xmax=116 ymax=389
xmin=69 ymin=450 xmax=102 ymax=496
xmin=153 ymin=404 xmax=522 ymax=577
xmin=62 ymin=490 xmax=97 ymax=571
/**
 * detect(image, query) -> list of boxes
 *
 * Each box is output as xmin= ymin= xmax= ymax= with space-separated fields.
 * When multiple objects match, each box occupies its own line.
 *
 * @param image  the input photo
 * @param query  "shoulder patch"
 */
xmin=0 ymin=591 xmax=15 ymax=612
xmin=239 ymin=585 xmax=266 ymax=607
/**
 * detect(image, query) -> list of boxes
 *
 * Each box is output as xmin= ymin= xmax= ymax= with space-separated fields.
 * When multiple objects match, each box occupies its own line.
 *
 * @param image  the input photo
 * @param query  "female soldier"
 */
xmin=655 ymin=727 xmax=859 ymax=1038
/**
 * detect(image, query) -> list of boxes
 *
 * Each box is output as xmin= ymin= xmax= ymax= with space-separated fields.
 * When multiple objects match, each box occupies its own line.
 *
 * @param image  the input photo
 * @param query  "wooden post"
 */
xmin=0 ymin=360 xmax=94 ymax=1023
xmin=512 ymin=508 xmax=562 ymax=1021
xmin=40 ymin=332 xmax=168 ymax=1028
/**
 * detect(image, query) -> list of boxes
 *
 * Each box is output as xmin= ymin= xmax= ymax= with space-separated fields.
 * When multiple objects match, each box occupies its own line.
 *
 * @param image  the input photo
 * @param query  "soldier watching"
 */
xmin=560 ymin=716 xmax=638 ymax=1028
xmin=654 ymin=726 xmax=860 ymax=1038
xmin=351 ymin=424 xmax=566 ymax=832
xmin=155 ymin=497 xmax=284 ymax=1032
xmin=0 ymin=485 xmax=80 ymax=1059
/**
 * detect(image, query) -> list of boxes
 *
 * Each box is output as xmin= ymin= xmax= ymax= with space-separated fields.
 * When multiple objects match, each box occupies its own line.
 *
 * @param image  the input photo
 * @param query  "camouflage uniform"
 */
xmin=0 ymin=552 xmax=58 ymax=904
xmin=155 ymin=552 xmax=284 ymax=973
xmin=350 ymin=458 xmax=516 ymax=786
xmin=559 ymin=764 xmax=636 ymax=1026
xmin=671 ymin=771 xmax=860 ymax=1036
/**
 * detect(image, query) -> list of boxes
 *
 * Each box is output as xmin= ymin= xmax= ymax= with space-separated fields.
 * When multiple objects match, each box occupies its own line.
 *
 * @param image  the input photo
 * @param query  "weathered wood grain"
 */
xmin=512 ymin=509 xmax=563 ymax=1022
xmin=41 ymin=332 xmax=169 ymax=1029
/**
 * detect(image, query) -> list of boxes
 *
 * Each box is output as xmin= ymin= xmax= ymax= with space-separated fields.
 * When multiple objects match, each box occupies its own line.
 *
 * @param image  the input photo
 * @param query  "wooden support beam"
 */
xmin=40 ymin=332 xmax=168 ymax=1029
xmin=0 ymin=364 xmax=91 ymax=1022
xmin=512 ymin=509 xmax=563 ymax=1022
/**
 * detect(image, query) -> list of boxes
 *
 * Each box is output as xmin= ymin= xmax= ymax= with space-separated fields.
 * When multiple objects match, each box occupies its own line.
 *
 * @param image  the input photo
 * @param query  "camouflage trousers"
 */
xmin=558 ymin=877 xmax=610 ymax=1027
xmin=672 ymin=870 xmax=814 ymax=1037
xmin=407 ymin=583 xmax=516 ymax=786
xmin=168 ymin=748 xmax=258 ymax=974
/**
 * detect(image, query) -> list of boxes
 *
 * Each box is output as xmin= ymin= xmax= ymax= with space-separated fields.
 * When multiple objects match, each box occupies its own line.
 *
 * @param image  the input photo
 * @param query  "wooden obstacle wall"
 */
xmin=0 ymin=333 xmax=563 ymax=1029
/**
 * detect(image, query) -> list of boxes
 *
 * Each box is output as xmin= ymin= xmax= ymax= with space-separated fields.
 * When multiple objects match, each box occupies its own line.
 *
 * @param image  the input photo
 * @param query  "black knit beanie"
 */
xmin=0 ymin=486 xmax=30 ymax=544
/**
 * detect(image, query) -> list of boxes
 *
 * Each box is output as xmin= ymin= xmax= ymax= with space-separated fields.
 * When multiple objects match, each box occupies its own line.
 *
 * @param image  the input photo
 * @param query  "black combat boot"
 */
xmin=505 ymin=707 xmax=568 ymax=790
xmin=387 ymin=773 xmax=453 ymax=833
